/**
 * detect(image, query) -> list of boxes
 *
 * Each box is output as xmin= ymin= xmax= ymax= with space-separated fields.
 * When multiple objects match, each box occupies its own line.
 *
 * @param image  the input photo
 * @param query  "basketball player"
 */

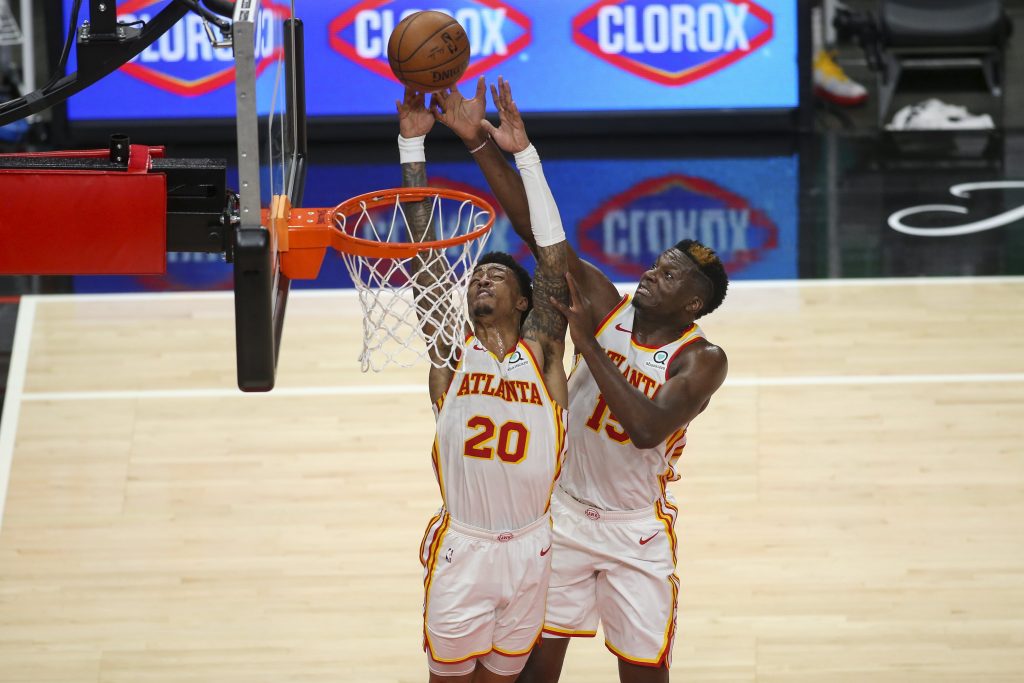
xmin=432 ymin=77 xmax=730 ymax=683
xmin=396 ymin=86 xmax=570 ymax=682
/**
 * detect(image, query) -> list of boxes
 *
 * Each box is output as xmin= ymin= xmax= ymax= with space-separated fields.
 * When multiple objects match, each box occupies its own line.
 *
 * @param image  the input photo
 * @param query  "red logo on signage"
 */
xmin=115 ymin=0 xmax=287 ymax=97
xmin=328 ymin=0 xmax=532 ymax=85
xmin=572 ymin=0 xmax=774 ymax=86
xmin=577 ymin=174 xmax=779 ymax=277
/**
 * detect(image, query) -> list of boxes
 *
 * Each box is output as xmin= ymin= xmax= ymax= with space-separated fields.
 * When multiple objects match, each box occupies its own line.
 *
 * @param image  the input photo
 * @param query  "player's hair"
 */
xmin=477 ymin=251 xmax=533 ymax=325
xmin=673 ymin=239 xmax=728 ymax=318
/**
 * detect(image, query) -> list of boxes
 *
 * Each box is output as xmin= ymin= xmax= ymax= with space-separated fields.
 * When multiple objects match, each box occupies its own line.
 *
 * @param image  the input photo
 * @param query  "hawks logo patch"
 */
xmin=329 ymin=0 xmax=532 ymax=84
xmin=576 ymin=174 xmax=779 ymax=277
xmin=114 ymin=0 xmax=288 ymax=97
xmin=572 ymin=0 xmax=774 ymax=86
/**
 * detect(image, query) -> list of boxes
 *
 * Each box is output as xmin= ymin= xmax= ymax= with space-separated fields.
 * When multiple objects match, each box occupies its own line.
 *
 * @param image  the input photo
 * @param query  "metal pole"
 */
xmin=19 ymin=0 xmax=33 ymax=107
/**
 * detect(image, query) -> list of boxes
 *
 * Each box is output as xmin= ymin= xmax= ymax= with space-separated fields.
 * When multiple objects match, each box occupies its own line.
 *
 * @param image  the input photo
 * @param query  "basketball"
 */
xmin=387 ymin=11 xmax=470 ymax=92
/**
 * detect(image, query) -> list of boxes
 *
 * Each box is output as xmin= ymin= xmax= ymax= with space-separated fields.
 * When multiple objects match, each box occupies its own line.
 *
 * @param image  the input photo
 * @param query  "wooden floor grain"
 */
xmin=2 ymin=279 xmax=1023 ymax=682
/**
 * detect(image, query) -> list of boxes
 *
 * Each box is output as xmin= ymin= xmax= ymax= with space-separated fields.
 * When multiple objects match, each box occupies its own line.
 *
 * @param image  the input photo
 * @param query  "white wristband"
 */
xmin=398 ymin=134 xmax=426 ymax=164
xmin=513 ymin=144 xmax=566 ymax=248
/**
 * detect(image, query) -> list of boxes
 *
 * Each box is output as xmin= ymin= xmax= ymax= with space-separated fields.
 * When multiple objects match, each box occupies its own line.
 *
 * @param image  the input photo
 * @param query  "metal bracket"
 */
xmin=202 ymin=19 xmax=232 ymax=49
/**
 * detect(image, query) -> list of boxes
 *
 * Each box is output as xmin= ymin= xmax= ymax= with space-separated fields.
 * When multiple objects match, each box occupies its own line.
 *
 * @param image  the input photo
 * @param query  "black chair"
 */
xmin=839 ymin=0 xmax=1012 ymax=127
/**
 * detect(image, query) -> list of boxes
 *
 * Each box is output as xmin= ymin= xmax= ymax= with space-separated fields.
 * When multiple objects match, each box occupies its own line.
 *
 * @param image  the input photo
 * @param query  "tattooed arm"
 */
xmin=396 ymin=89 xmax=455 ymax=405
xmin=480 ymin=85 xmax=569 ymax=406
xmin=431 ymin=77 xmax=621 ymax=331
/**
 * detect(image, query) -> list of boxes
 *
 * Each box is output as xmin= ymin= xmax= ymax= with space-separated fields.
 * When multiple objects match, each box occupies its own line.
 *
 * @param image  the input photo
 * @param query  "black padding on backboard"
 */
xmin=234 ymin=14 xmax=307 ymax=392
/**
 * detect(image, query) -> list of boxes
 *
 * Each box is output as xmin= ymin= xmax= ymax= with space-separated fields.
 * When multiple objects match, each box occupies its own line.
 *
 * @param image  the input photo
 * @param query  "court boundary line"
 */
xmin=24 ymin=275 xmax=1024 ymax=304
xmin=19 ymin=372 xmax=1024 ymax=402
xmin=0 ymin=298 xmax=35 ymax=531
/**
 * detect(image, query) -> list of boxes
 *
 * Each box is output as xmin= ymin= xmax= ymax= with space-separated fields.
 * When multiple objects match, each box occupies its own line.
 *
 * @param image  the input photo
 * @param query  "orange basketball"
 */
xmin=387 ymin=11 xmax=470 ymax=92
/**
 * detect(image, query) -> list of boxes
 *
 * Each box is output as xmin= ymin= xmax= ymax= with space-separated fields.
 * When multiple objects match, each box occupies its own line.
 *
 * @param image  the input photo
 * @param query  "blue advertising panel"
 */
xmin=64 ymin=0 xmax=798 ymax=121
xmin=65 ymin=0 xmax=291 ymax=121
xmin=73 ymin=154 xmax=797 ymax=292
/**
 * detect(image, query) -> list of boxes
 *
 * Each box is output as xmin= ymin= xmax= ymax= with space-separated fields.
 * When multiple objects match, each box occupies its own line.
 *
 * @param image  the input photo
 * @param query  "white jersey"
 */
xmin=563 ymin=295 xmax=705 ymax=511
xmin=432 ymin=336 xmax=567 ymax=531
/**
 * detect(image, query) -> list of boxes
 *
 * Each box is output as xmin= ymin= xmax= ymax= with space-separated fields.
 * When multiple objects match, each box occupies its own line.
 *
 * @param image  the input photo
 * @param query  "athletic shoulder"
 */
xmin=669 ymin=338 xmax=728 ymax=383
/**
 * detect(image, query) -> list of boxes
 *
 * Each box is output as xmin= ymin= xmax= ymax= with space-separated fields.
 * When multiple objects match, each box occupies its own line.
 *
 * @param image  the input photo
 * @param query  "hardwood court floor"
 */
xmin=1 ymin=278 xmax=1023 ymax=682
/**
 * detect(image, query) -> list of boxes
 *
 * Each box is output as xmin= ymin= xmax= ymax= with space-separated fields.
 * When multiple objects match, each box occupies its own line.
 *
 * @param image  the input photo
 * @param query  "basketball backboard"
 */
xmin=232 ymin=0 xmax=306 ymax=392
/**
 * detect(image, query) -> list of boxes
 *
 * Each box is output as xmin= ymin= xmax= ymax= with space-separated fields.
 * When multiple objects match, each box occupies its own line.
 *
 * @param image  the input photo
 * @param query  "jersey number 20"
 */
xmin=464 ymin=416 xmax=529 ymax=464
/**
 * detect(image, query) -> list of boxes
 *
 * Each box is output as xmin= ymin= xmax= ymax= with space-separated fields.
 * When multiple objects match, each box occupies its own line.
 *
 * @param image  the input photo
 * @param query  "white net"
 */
xmin=334 ymin=190 xmax=492 ymax=372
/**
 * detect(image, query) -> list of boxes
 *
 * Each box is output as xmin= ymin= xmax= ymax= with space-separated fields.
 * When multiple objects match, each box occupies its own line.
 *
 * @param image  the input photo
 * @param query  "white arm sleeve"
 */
xmin=513 ymin=144 xmax=566 ymax=248
xmin=398 ymin=134 xmax=426 ymax=164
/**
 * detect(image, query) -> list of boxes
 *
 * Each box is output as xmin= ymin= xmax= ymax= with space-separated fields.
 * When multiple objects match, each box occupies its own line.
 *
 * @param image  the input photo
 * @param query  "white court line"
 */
xmin=19 ymin=372 xmax=1024 ymax=403
xmin=0 ymin=299 xmax=36 ymax=532
xmin=725 ymin=373 xmax=1024 ymax=387
xmin=27 ymin=275 xmax=1024 ymax=304
xmin=33 ymin=288 xmax=362 ymax=304
xmin=727 ymin=275 xmax=1024 ymax=289
xmin=22 ymin=384 xmax=424 ymax=402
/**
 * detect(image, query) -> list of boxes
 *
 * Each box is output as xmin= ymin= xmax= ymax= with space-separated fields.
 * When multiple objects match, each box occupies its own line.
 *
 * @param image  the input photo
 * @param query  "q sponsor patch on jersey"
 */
xmin=113 ymin=0 xmax=287 ymax=96
xmin=572 ymin=0 xmax=774 ymax=85
xmin=576 ymin=173 xmax=779 ymax=277
xmin=329 ymin=0 xmax=532 ymax=84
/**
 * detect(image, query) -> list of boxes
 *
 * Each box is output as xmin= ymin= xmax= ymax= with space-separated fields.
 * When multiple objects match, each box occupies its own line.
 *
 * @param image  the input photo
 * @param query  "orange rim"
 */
xmin=331 ymin=187 xmax=495 ymax=259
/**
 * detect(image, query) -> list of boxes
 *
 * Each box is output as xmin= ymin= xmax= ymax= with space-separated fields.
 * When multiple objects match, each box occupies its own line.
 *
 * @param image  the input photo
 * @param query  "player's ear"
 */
xmin=515 ymin=295 xmax=529 ymax=313
xmin=685 ymin=295 xmax=703 ymax=315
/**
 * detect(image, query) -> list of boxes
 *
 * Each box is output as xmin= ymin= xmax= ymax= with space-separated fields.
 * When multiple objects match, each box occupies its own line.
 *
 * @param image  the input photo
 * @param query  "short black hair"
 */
xmin=476 ymin=251 xmax=533 ymax=324
xmin=673 ymin=239 xmax=728 ymax=318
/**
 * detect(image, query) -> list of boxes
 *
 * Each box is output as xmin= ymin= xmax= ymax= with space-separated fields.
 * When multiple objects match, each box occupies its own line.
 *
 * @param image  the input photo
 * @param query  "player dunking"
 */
xmin=396 ymin=86 xmax=570 ymax=682
xmin=432 ymin=77 xmax=730 ymax=683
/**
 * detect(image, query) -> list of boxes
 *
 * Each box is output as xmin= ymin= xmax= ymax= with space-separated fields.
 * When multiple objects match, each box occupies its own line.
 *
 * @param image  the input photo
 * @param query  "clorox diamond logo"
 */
xmin=329 ymin=0 xmax=532 ymax=84
xmin=115 ymin=0 xmax=287 ymax=97
xmin=572 ymin=0 xmax=774 ymax=86
xmin=577 ymin=174 xmax=779 ymax=277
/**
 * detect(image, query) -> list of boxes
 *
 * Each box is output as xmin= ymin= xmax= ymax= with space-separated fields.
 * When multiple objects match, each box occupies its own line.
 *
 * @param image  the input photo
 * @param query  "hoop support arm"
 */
xmin=0 ymin=142 xmax=230 ymax=274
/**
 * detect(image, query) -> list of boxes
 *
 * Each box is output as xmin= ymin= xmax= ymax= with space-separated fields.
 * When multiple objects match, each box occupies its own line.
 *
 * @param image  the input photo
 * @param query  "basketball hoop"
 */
xmin=271 ymin=188 xmax=494 ymax=372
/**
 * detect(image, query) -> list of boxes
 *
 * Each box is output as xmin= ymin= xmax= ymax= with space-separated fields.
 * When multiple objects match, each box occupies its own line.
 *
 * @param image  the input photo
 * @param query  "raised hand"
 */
xmin=395 ymin=88 xmax=435 ymax=139
xmin=549 ymin=272 xmax=599 ymax=352
xmin=429 ymin=77 xmax=488 ymax=142
xmin=481 ymin=76 xmax=530 ymax=154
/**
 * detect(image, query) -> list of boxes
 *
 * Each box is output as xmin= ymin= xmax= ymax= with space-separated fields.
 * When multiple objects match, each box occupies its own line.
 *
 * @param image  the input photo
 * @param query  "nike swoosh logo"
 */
xmin=615 ymin=324 xmax=633 ymax=334
xmin=473 ymin=344 xmax=485 ymax=351
xmin=540 ymin=544 xmax=552 ymax=557
xmin=639 ymin=532 xmax=660 ymax=546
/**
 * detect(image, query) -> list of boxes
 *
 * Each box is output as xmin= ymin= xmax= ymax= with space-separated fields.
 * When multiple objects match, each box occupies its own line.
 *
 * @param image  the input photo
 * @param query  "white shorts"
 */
xmin=542 ymin=487 xmax=679 ymax=668
xmin=420 ymin=509 xmax=552 ymax=671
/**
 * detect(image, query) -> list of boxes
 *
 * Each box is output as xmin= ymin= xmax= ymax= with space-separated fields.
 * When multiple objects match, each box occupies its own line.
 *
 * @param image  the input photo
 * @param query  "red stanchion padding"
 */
xmin=0 ymin=156 xmax=167 ymax=275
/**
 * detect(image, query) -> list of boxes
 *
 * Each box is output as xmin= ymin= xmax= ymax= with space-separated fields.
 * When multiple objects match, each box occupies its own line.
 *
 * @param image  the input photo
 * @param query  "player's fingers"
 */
xmin=474 ymin=76 xmax=486 ymax=101
xmin=479 ymin=119 xmax=498 ymax=137
xmin=549 ymin=296 xmax=570 ymax=315
xmin=565 ymin=272 xmax=581 ymax=303
xmin=490 ymin=84 xmax=501 ymax=109
xmin=429 ymin=94 xmax=444 ymax=114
